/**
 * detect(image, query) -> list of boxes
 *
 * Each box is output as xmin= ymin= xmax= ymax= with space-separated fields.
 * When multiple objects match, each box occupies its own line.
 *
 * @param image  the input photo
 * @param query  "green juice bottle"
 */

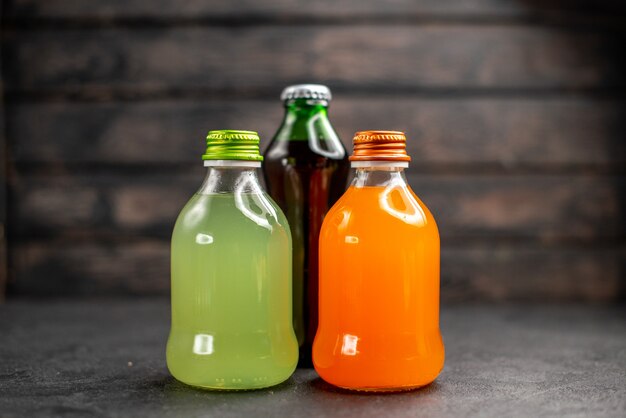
xmin=167 ymin=130 xmax=298 ymax=390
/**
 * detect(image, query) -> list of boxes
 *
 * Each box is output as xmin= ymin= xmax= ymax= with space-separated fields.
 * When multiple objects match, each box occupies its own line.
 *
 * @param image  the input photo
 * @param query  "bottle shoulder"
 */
xmin=173 ymin=192 xmax=290 ymax=236
xmin=263 ymin=192 xmax=291 ymax=234
xmin=321 ymin=185 xmax=439 ymax=237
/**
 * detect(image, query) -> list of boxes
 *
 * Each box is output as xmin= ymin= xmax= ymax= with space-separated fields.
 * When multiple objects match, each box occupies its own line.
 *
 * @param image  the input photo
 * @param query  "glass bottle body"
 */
xmin=264 ymin=99 xmax=349 ymax=365
xmin=167 ymin=165 xmax=298 ymax=389
xmin=313 ymin=167 xmax=444 ymax=391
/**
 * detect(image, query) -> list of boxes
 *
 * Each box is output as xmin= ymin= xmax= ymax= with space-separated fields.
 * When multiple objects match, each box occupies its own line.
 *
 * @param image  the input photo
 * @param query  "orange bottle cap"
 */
xmin=349 ymin=130 xmax=411 ymax=162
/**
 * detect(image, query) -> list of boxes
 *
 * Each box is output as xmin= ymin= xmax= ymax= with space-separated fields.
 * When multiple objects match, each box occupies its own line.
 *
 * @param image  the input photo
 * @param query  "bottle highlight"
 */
xmin=167 ymin=130 xmax=298 ymax=390
xmin=313 ymin=130 xmax=444 ymax=391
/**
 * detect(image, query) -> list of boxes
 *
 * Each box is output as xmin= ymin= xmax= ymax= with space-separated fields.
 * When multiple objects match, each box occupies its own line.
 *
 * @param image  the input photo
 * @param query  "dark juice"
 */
xmin=264 ymin=109 xmax=349 ymax=367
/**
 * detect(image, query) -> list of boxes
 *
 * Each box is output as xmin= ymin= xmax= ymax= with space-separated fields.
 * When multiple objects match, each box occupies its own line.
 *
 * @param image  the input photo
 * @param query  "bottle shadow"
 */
xmin=155 ymin=374 xmax=297 ymax=397
xmin=146 ymin=370 xmax=445 ymax=416
xmin=308 ymin=376 xmax=442 ymax=396
xmin=304 ymin=376 xmax=445 ymax=416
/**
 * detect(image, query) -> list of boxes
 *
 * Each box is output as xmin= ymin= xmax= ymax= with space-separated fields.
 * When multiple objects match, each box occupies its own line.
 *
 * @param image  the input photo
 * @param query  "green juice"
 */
xmin=167 ymin=176 xmax=298 ymax=389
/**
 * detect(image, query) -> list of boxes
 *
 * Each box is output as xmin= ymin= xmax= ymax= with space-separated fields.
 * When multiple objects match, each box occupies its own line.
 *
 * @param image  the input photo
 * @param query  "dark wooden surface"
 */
xmin=1 ymin=0 xmax=625 ymax=300
xmin=2 ymin=0 xmax=536 ymax=17
xmin=4 ymin=26 xmax=624 ymax=92
xmin=9 ymin=242 xmax=623 ymax=301
xmin=7 ymin=98 xmax=626 ymax=166
xmin=4 ymin=0 xmax=626 ymax=29
xmin=1 ymin=300 xmax=625 ymax=417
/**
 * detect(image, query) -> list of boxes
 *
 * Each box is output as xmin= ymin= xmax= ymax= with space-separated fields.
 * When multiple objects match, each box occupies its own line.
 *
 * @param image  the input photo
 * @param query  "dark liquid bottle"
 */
xmin=263 ymin=85 xmax=349 ymax=367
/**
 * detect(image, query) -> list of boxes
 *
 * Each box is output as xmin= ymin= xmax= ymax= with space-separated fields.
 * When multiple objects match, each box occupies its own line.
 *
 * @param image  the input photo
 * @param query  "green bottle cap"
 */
xmin=202 ymin=130 xmax=264 ymax=161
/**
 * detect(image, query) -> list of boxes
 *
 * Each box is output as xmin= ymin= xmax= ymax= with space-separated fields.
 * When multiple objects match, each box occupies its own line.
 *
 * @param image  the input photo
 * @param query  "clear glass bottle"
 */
xmin=313 ymin=131 xmax=444 ymax=391
xmin=167 ymin=130 xmax=298 ymax=390
xmin=264 ymin=84 xmax=349 ymax=366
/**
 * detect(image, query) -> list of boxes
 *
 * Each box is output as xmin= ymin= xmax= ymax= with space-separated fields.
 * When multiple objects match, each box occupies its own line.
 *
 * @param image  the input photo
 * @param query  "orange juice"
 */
xmin=313 ymin=131 xmax=444 ymax=391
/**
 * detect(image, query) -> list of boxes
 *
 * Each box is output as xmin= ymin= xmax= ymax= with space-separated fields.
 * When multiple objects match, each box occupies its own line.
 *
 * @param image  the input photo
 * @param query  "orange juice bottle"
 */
xmin=313 ymin=130 xmax=444 ymax=391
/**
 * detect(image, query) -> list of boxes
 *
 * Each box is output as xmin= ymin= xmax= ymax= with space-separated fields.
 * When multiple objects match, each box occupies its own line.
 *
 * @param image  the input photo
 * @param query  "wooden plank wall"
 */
xmin=0 ymin=36 xmax=6 ymax=301
xmin=1 ymin=0 xmax=625 ymax=301
xmin=0 ymin=4 xmax=7 ymax=300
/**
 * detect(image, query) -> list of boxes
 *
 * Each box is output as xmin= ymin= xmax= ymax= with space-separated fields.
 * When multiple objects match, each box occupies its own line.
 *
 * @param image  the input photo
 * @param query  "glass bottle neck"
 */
xmin=286 ymin=98 xmax=329 ymax=116
xmin=198 ymin=165 xmax=264 ymax=194
xmin=275 ymin=99 xmax=330 ymax=141
xmin=352 ymin=166 xmax=409 ymax=188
